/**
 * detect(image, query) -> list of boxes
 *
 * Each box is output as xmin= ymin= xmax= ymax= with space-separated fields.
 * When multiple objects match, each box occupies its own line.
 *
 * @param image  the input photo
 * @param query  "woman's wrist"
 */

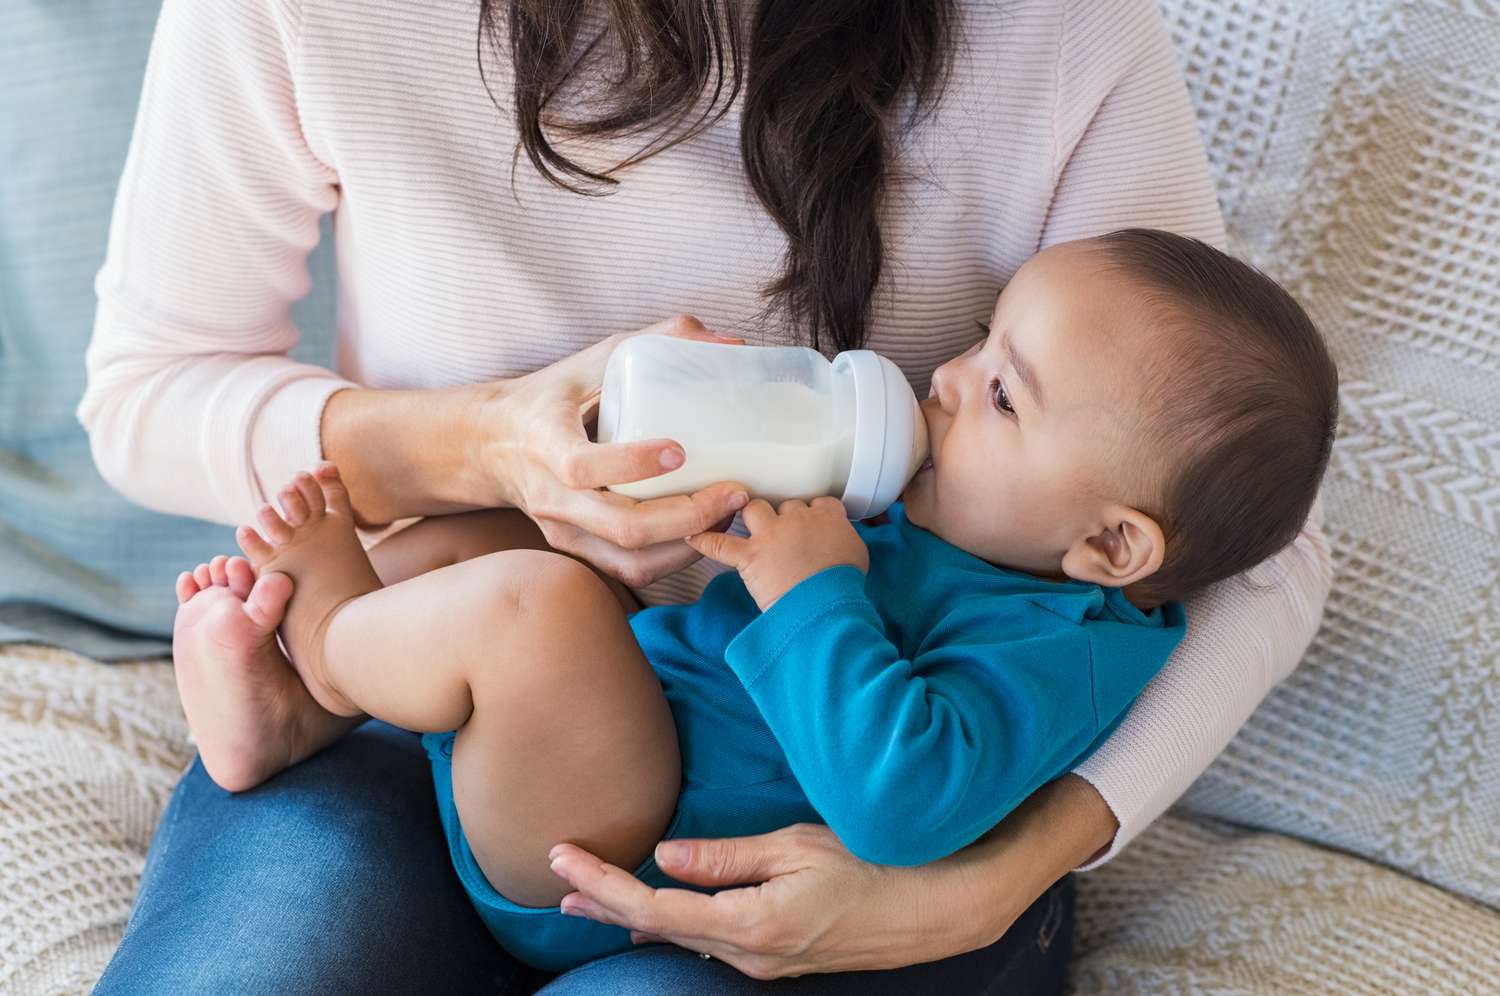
xmin=937 ymin=774 xmax=1118 ymax=949
xmin=320 ymin=381 xmax=511 ymax=526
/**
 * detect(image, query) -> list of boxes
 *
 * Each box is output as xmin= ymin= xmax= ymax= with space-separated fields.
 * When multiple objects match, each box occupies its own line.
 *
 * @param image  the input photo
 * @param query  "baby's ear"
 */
xmin=1060 ymin=505 xmax=1164 ymax=589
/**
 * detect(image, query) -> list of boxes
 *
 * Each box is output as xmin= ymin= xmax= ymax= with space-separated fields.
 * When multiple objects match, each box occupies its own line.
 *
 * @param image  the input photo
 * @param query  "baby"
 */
xmin=170 ymin=229 xmax=1337 ymax=972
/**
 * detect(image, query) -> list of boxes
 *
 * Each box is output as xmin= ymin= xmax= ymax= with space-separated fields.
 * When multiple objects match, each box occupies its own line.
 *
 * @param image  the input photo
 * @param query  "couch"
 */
xmin=2 ymin=1 xmax=1497 ymax=992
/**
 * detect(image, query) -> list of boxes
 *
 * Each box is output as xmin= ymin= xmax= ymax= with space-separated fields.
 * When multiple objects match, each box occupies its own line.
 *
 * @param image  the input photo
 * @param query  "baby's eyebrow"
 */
xmin=1003 ymin=333 xmax=1045 ymax=409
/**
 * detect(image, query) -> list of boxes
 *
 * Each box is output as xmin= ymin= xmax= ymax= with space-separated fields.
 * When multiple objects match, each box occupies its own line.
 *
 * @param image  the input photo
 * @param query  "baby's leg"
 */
xmin=173 ymin=499 xmax=635 ymax=792
xmin=362 ymin=507 xmax=642 ymax=614
xmin=239 ymin=463 xmax=680 ymax=908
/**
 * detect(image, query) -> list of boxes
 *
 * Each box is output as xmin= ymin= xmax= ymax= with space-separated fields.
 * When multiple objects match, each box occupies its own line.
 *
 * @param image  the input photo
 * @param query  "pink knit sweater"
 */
xmin=78 ymin=0 xmax=1331 ymax=865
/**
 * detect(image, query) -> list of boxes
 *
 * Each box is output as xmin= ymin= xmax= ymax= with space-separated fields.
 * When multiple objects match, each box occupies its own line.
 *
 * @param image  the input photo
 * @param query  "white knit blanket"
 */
xmin=1160 ymin=0 xmax=1500 ymax=913
xmin=3 ymin=0 xmax=1500 ymax=992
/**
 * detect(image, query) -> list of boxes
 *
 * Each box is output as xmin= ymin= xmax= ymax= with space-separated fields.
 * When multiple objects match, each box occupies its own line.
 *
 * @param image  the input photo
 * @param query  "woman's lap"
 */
xmin=532 ymin=876 xmax=1074 ymax=995
xmin=95 ymin=721 xmax=1073 ymax=995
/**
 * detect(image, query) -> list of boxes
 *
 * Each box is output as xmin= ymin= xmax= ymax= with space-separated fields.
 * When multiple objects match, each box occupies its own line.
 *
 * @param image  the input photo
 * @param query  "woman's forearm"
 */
xmin=936 ymin=775 xmax=1116 ymax=949
xmin=1072 ymin=500 xmax=1331 ymax=865
xmin=320 ymin=382 xmax=509 ymax=527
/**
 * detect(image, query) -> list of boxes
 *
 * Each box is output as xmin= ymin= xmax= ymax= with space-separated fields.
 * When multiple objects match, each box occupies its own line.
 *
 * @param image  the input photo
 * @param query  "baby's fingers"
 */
xmin=685 ymin=530 xmax=752 ymax=568
xmin=740 ymin=498 xmax=777 ymax=533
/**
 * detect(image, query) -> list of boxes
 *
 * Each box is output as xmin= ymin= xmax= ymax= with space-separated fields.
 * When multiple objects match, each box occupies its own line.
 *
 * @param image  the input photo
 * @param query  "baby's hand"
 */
xmin=686 ymin=497 xmax=869 ymax=611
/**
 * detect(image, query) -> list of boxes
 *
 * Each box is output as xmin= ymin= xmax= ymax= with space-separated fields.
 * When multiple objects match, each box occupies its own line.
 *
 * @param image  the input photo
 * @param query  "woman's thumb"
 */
xmin=653 ymin=831 xmax=796 ymax=886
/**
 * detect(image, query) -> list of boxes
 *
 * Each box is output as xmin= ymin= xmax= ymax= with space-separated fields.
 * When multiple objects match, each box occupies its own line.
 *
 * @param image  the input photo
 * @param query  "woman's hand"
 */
xmin=324 ymin=314 xmax=753 ymax=588
xmin=686 ymin=497 xmax=869 ymax=610
xmin=472 ymin=315 xmax=752 ymax=587
xmin=550 ymin=824 xmax=951 ymax=980
xmin=546 ymin=775 xmax=1119 ymax=980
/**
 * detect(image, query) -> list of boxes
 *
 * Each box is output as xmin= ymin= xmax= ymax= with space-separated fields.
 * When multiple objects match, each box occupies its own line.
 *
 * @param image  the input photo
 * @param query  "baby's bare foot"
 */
xmin=236 ymin=462 xmax=382 ymax=717
xmin=172 ymin=554 xmax=345 ymax=791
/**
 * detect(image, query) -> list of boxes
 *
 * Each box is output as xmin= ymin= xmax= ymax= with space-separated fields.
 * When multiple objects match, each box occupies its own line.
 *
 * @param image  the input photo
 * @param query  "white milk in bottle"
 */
xmin=595 ymin=335 xmax=928 ymax=518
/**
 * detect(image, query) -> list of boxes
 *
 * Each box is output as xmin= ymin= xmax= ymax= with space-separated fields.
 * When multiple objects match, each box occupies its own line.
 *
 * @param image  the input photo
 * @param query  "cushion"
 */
xmin=1157 ymin=0 xmax=1500 ymax=909
xmin=0 ymin=646 xmax=191 ymax=992
xmin=1072 ymin=814 xmax=1500 ymax=994
xmin=0 ymin=0 xmax=337 ymax=660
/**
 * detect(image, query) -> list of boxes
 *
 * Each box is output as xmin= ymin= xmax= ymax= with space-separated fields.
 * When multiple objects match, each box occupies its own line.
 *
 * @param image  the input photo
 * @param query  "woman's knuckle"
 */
xmin=611 ymin=520 xmax=646 ymax=549
xmin=702 ymin=843 xmax=736 ymax=880
xmin=738 ymin=957 xmax=782 ymax=981
xmin=791 ymin=822 xmax=824 ymax=841
xmin=618 ymin=564 xmax=653 ymax=589
xmin=742 ymin=918 xmax=781 ymax=953
xmin=671 ymin=314 xmax=704 ymax=331
xmin=556 ymin=453 xmax=586 ymax=489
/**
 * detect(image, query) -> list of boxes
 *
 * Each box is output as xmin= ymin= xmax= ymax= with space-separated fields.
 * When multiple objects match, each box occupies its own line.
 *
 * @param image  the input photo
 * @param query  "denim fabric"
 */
xmin=0 ymin=0 xmax=338 ymax=659
xmin=95 ymin=722 xmax=1073 ymax=995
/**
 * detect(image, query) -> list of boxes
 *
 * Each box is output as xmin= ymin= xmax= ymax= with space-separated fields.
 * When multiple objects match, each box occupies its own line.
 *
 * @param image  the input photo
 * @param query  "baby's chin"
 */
xmin=897 ymin=481 xmax=933 ymax=529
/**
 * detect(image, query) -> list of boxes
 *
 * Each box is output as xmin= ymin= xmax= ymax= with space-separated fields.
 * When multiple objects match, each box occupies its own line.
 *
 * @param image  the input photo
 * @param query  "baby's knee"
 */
xmin=468 ymin=549 xmax=614 ymax=627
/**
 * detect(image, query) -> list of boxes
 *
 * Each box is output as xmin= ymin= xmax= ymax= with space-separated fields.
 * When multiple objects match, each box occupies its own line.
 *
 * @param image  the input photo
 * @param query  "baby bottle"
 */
xmin=595 ymin=334 xmax=929 ymax=519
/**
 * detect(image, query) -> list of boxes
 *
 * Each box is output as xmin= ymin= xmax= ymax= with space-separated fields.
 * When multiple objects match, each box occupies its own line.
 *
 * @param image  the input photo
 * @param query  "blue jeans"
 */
xmin=95 ymin=722 xmax=1074 ymax=994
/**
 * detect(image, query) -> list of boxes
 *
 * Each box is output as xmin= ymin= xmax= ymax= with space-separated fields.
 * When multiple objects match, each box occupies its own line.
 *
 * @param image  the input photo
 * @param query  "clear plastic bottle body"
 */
xmin=596 ymin=336 xmax=856 ymax=503
xmin=596 ymin=335 xmax=926 ymax=517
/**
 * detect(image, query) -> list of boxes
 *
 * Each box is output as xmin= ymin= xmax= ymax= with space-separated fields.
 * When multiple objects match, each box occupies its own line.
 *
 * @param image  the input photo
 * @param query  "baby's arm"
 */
xmin=722 ymin=566 xmax=1097 ymax=867
xmin=688 ymin=498 xmax=1084 ymax=865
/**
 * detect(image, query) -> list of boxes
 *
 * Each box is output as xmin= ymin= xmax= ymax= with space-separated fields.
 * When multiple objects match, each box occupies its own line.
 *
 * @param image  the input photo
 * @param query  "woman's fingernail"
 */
xmin=660 ymin=448 xmax=684 ymax=470
xmin=728 ymin=492 xmax=749 ymax=511
xmin=657 ymin=841 xmax=690 ymax=865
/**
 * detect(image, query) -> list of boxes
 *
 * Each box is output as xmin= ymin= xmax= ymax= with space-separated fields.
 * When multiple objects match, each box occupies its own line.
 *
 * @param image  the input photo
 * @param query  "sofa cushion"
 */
xmin=1158 ymin=0 xmax=1500 ymax=910
xmin=0 ymin=1 xmax=337 ymax=660
xmin=1071 ymin=813 xmax=1500 ymax=994
xmin=0 ymin=647 xmax=191 ymax=993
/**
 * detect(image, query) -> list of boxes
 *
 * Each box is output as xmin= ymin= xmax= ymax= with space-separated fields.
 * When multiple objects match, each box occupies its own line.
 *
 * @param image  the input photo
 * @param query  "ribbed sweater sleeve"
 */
xmin=1041 ymin=0 xmax=1330 ymax=866
xmin=76 ymin=0 xmax=353 ymax=524
xmin=1074 ymin=497 xmax=1332 ymax=867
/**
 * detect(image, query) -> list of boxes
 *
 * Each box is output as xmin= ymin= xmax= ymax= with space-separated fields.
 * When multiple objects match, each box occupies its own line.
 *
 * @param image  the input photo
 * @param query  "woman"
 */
xmin=80 ymin=0 xmax=1330 ymax=991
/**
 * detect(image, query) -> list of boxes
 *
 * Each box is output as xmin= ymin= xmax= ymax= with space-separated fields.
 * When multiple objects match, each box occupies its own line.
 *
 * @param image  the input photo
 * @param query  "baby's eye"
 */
xmin=991 ymin=377 xmax=1015 ymax=416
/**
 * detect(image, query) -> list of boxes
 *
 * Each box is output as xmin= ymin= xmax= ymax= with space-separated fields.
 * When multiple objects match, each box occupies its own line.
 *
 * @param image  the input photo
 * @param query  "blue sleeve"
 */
xmin=723 ymin=565 xmax=1099 ymax=867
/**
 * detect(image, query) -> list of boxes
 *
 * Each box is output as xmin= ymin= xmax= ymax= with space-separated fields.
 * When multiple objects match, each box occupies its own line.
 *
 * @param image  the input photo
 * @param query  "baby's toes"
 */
xmin=175 ymin=571 xmax=201 ymax=605
xmin=278 ymin=483 xmax=311 ymax=527
xmin=193 ymin=563 xmax=212 ymax=589
xmin=243 ymin=571 xmax=294 ymax=632
xmin=209 ymin=555 xmax=230 ymax=587
xmin=292 ymin=471 xmax=325 ymax=520
xmin=312 ymin=462 xmax=353 ymax=518
xmin=236 ymin=525 xmax=275 ymax=566
xmin=256 ymin=503 xmax=295 ymax=545
xmin=225 ymin=556 xmax=257 ymax=600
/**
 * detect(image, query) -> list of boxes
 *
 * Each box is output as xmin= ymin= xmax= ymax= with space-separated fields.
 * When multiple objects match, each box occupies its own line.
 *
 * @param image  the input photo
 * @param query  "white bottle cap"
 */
xmin=833 ymin=350 xmax=929 ymax=519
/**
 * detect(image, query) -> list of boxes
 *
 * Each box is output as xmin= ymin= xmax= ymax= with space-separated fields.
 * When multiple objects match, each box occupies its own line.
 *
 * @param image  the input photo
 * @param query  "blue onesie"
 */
xmin=422 ymin=501 xmax=1186 ymax=972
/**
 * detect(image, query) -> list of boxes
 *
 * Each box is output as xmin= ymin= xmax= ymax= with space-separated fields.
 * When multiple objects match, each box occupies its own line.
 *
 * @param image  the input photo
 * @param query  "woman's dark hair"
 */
xmin=477 ymin=1 xmax=958 ymax=354
xmin=1093 ymin=228 xmax=1340 ymax=606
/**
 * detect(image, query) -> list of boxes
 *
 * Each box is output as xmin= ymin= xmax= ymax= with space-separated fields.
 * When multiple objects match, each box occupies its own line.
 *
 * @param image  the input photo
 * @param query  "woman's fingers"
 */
xmin=543 ymin=525 xmax=705 ymax=589
xmin=548 ymin=484 xmax=749 ymax=552
xmin=551 ymin=847 xmax=719 ymax=932
xmin=549 ymin=436 xmax=686 ymax=491
xmin=648 ymin=827 xmax=821 ymax=887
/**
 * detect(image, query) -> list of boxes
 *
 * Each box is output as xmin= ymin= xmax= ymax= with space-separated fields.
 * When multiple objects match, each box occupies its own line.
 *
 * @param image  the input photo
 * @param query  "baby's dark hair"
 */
xmin=1092 ymin=228 xmax=1338 ymax=606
